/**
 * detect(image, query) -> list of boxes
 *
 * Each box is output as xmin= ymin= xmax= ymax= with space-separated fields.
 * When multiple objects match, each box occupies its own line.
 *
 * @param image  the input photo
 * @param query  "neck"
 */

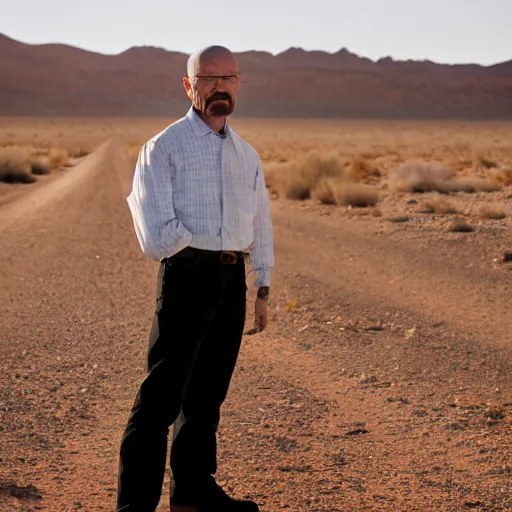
xmin=195 ymin=109 xmax=227 ymax=134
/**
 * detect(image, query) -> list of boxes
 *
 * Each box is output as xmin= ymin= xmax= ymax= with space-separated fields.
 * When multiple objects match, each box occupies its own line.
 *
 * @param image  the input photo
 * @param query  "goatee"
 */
xmin=205 ymin=92 xmax=234 ymax=116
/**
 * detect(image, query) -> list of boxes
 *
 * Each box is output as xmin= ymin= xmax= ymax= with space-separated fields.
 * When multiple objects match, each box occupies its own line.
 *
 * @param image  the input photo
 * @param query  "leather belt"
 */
xmin=171 ymin=247 xmax=246 ymax=265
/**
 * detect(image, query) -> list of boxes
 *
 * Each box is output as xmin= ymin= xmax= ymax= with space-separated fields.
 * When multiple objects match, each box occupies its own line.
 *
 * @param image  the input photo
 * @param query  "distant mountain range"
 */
xmin=1 ymin=33 xmax=512 ymax=119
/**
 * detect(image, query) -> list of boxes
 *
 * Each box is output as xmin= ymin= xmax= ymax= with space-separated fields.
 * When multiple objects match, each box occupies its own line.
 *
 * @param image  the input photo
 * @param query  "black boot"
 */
xmin=202 ymin=477 xmax=259 ymax=512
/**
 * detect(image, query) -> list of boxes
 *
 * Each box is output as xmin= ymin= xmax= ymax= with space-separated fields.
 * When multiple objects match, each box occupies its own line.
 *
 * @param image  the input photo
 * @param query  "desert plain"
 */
xmin=0 ymin=116 xmax=512 ymax=512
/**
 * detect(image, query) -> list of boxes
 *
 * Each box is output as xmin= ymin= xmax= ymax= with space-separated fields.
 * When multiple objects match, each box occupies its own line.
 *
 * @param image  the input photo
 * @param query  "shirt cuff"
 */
xmin=253 ymin=269 xmax=271 ymax=288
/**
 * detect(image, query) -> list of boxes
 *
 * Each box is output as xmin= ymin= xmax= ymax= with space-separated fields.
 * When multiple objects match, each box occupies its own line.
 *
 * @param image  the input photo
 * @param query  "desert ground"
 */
xmin=1 ymin=117 xmax=511 ymax=512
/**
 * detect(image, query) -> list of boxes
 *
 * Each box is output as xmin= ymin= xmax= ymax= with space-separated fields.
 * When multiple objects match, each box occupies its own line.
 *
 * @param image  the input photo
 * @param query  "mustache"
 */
xmin=206 ymin=92 xmax=232 ymax=107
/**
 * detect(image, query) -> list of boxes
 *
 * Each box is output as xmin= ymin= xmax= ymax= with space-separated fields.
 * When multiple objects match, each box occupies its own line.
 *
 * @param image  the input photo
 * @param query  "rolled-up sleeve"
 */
xmin=127 ymin=139 xmax=193 ymax=261
xmin=251 ymin=158 xmax=275 ymax=287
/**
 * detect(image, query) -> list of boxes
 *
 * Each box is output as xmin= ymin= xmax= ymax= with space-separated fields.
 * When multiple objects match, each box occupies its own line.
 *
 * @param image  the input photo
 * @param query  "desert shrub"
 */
xmin=420 ymin=199 xmax=458 ymax=214
xmin=480 ymin=157 xmax=498 ymax=169
xmin=267 ymin=152 xmax=380 ymax=207
xmin=479 ymin=206 xmax=506 ymax=220
xmin=349 ymin=158 xmax=381 ymax=183
xmin=280 ymin=152 xmax=346 ymax=201
xmin=491 ymin=169 xmax=512 ymax=187
xmin=486 ymin=406 xmax=506 ymax=420
xmin=69 ymin=148 xmax=90 ymax=158
xmin=313 ymin=178 xmax=378 ymax=207
xmin=312 ymin=178 xmax=336 ymax=204
xmin=264 ymin=162 xmax=290 ymax=196
xmin=0 ymin=147 xmax=36 ymax=184
xmin=450 ymin=177 xmax=501 ymax=193
xmin=335 ymin=182 xmax=379 ymax=207
xmin=49 ymin=148 xmax=69 ymax=169
xmin=393 ymin=161 xmax=501 ymax=194
xmin=392 ymin=161 xmax=455 ymax=193
xmin=30 ymin=155 xmax=51 ymax=175
xmin=286 ymin=184 xmax=312 ymax=200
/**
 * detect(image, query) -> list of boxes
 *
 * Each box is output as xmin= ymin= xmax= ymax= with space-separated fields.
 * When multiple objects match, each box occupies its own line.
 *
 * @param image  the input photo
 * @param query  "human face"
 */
xmin=183 ymin=55 xmax=240 ymax=118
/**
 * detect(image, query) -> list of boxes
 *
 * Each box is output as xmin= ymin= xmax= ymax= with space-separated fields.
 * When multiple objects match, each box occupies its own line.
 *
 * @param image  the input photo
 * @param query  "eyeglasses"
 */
xmin=192 ymin=75 xmax=240 ymax=85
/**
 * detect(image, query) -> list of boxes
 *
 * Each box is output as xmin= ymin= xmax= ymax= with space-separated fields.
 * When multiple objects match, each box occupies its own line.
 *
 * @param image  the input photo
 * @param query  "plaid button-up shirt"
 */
xmin=127 ymin=108 xmax=274 ymax=287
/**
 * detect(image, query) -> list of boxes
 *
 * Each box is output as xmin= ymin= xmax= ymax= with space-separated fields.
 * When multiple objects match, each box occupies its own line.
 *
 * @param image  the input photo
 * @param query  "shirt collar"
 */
xmin=186 ymin=107 xmax=230 ymax=138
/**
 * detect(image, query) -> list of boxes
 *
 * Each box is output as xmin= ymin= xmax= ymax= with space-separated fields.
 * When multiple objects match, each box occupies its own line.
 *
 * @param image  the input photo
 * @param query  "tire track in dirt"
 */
xmin=0 ymin=139 xmax=155 ymax=511
xmin=269 ymin=201 xmax=511 ymax=345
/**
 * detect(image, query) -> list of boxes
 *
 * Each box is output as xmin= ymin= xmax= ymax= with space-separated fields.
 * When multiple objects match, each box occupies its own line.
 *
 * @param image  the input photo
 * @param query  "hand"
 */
xmin=254 ymin=297 xmax=268 ymax=333
xmin=246 ymin=287 xmax=270 ymax=335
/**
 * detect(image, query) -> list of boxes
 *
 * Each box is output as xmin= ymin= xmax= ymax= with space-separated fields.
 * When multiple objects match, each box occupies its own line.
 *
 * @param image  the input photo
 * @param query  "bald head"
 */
xmin=187 ymin=45 xmax=238 ymax=78
xmin=183 ymin=45 xmax=241 ymax=120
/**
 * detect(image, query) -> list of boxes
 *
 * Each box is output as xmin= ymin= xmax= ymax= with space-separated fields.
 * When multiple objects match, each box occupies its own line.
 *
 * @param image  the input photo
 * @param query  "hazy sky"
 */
xmin=1 ymin=0 xmax=511 ymax=65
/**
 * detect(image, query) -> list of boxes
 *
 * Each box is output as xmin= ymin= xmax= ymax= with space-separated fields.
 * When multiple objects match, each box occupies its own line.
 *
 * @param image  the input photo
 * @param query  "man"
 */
xmin=117 ymin=45 xmax=274 ymax=512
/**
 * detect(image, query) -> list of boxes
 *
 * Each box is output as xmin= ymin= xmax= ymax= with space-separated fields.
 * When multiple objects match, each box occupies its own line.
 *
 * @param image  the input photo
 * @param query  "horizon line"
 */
xmin=1 ymin=31 xmax=511 ymax=68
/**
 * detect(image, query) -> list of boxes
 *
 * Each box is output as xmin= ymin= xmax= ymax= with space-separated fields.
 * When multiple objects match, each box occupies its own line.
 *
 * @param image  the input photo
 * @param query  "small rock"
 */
xmin=388 ymin=215 xmax=409 ymax=223
xmin=407 ymin=199 xmax=418 ymax=204
xmin=359 ymin=376 xmax=378 ymax=385
xmin=365 ymin=324 xmax=384 ymax=332
xmin=503 ymin=250 xmax=512 ymax=262
xmin=405 ymin=327 xmax=416 ymax=339
xmin=448 ymin=219 xmax=474 ymax=233
xmin=346 ymin=428 xmax=369 ymax=436
xmin=464 ymin=501 xmax=484 ymax=509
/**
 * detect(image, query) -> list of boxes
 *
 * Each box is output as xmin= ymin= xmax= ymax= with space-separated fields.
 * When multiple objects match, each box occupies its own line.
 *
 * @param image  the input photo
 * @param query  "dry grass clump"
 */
xmin=69 ymin=148 xmax=90 ymax=158
xmin=420 ymin=199 xmax=458 ymax=214
xmin=30 ymin=155 xmax=51 ymax=175
xmin=479 ymin=157 xmax=498 ymax=169
xmin=312 ymin=178 xmax=337 ymax=205
xmin=286 ymin=184 xmax=312 ymax=200
xmin=349 ymin=158 xmax=381 ymax=183
xmin=313 ymin=178 xmax=379 ymax=207
xmin=0 ymin=144 xmax=73 ymax=184
xmin=451 ymin=177 xmax=501 ymax=193
xmin=335 ymin=182 xmax=379 ymax=207
xmin=0 ymin=147 xmax=36 ymax=183
xmin=266 ymin=152 xmax=380 ymax=207
xmin=392 ymin=160 xmax=501 ymax=194
xmin=392 ymin=161 xmax=455 ymax=193
xmin=485 ymin=405 xmax=506 ymax=421
xmin=49 ymin=148 xmax=69 ymax=169
xmin=491 ymin=169 xmax=512 ymax=187
xmin=266 ymin=152 xmax=346 ymax=200
xmin=290 ymin=152 xmax=345 ymax=197
xmin=479 ymin=206 xmax=506 ymax=220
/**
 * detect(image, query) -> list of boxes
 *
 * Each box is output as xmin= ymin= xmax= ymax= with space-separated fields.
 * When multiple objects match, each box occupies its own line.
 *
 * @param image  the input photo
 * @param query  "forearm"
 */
xmin=128 ymin=203 xmax=193 ymax=261
xmin=252 ymin=162 xmax=275 ymax=287
xmin=127 ymin=140 xmax=193 ymax=261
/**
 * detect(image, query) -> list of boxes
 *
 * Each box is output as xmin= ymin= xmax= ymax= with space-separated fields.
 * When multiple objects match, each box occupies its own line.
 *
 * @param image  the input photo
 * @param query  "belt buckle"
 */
xmin=220 ymin=251 xmax=238 ymax=264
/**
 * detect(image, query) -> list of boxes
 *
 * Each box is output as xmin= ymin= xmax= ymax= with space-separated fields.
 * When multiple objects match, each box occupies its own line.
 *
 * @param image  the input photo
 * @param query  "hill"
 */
xmin=1 ymin=33 xmax=512 ymax=118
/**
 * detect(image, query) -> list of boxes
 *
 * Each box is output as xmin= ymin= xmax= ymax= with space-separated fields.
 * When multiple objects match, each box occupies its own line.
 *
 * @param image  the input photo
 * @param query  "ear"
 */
xmin=183 ymin=76 xmax=193 ymax=101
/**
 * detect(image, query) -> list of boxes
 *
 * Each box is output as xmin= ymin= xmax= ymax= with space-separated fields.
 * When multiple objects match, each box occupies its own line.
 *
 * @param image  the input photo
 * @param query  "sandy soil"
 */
xmin=1 ymin=136 xmax=511 ymax=512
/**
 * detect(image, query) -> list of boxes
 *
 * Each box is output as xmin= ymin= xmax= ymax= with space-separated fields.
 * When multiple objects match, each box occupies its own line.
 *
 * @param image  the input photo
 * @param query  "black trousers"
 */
xmin=117 ymin=254 xmax=247 ymax=511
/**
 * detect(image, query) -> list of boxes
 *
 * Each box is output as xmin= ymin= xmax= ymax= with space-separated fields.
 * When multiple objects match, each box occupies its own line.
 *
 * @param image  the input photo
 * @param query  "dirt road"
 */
xmin=1 ymin=141 xmax=511 ymax=511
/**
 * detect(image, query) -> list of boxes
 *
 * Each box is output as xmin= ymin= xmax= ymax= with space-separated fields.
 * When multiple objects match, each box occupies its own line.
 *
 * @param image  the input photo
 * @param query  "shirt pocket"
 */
xmin=172 ymin=160 xmax=219 ymax=219
xmin=232 ymin=172 xmax=257 ymax=220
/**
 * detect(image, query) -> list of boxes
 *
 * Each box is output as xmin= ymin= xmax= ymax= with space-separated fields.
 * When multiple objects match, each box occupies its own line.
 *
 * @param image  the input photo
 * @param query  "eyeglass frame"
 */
xmin=191 ymin=74 xmax=241 ymax=85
